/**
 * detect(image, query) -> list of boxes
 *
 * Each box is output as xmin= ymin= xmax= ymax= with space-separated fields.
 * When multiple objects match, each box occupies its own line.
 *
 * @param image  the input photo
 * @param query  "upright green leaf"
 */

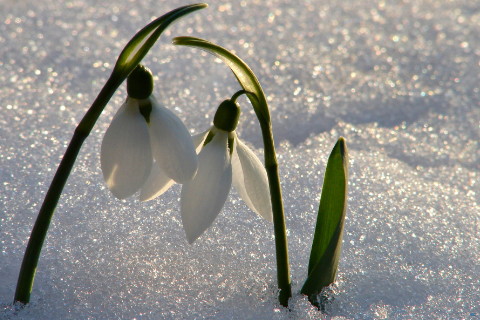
xmin=301 ymin=137 xmax=349 ymax=298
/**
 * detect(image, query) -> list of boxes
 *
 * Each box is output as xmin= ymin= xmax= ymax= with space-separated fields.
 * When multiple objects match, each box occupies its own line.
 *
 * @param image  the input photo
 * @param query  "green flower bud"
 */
xmin=127 ymin=65 xmax=154 ymax=99
xmin=213 ymin=99 xmax=241 ymax=132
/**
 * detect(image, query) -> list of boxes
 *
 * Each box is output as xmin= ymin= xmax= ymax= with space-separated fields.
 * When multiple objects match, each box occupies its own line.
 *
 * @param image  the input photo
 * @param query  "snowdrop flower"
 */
xmin=101 ymin=65 xmax=198 ymax=199
xmin=181 ymin=97 xmax=273 ymax=243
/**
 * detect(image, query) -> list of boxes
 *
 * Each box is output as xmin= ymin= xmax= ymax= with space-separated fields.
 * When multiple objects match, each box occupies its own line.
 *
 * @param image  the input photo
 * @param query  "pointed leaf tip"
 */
xmin=336 ymin=137 xmax=349 ymax=173
xmin=335 ymin=136 xmax=347 ymax=159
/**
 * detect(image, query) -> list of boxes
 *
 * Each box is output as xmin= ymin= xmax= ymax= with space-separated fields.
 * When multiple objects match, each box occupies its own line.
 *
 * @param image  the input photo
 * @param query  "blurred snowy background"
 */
xmin=1 ymin=0 xmax=478 ymax=319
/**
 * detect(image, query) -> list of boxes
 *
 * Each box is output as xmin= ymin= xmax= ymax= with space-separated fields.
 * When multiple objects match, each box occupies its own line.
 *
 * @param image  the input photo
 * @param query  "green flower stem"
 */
xmin=261 ymin=125 xmax=292 ymax=306
xmin=14 ymin=4 xmax=207 ymax=304
xmin=173 ymin=37 xmax=292 ymax=306
xmin=230 ymin=89 xmax=249 ymax=103
xmin=14 ymin=76 xmax=121 ymax=304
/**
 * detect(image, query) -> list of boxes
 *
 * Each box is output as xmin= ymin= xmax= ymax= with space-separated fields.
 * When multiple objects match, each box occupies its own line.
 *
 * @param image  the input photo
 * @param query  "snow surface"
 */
xmin=1 ymin=0 xmax=479 ymax=319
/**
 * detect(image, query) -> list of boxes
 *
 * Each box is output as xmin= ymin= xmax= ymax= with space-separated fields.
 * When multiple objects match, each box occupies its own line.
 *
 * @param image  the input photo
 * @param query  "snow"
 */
xmin=1 ymin=0 xmax=479 ymax=319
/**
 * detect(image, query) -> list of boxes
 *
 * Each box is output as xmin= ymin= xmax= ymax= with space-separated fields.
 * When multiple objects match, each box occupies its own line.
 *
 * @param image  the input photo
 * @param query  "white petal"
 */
xmin=101 ymin=99 xmax=152 ymax=199
xmin=232 ymin=137 xmax=273 ymax=222
xmin=192 ymin=129 xmax=211 ymax=153
xmin=181 ymin=131 xmax=232 ymax=243
xmin=148 ymin=96 xmax=198 ymax=183
xmin=138 ymin=162 xmax=175 ymax=201
xmin=138 ymin=129 xmax=212 ymax=202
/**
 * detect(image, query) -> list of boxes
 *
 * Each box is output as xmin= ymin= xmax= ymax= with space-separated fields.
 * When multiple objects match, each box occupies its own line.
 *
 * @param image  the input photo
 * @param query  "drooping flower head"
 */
xmin=180 ymin=94 xmax=273 ymax=243
xmin=101 ymin=65 xmax=198 ymax=199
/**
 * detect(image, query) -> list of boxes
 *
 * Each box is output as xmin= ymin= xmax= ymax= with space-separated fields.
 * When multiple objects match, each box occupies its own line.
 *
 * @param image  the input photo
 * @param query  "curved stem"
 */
xmin=172 ymin=36 xmax=293 ymax=306
xmin=257 ymin=116 xmax=292 ymax=306
xmin=230 ymin=89 xmax=250 ymax=103
xmin=14 ymin=75 xmax=121 ymax=304
xmin=13 ymin=4 xmax=207 ymax=304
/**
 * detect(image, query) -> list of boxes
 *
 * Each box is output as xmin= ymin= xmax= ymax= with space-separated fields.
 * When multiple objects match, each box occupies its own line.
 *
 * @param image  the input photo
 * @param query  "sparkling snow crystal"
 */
xmin=1 ymin=0 xmax=478 ymax=319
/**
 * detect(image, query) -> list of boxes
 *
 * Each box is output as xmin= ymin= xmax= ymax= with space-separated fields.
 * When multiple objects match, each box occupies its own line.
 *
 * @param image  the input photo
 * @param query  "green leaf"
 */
xmin=172 ymin=36 xmax=271 ymax=128
xmin=301 ymin=137 xmax=349 ymax=297
xmin=114 ymin=4 xmax=207 ymax=79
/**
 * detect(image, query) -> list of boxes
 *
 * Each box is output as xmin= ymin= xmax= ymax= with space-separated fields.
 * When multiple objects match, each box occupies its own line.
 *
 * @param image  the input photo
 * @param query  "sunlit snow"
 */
xmin=1 ymin=0 xmax=478 ymax=319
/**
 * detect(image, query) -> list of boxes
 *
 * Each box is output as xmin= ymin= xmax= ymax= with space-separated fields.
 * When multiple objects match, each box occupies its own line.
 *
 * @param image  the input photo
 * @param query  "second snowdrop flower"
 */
xmin=181 ymin=95 xmax=273 ymax=243
xmin=101 ymin=65 xmax=198 ymax=199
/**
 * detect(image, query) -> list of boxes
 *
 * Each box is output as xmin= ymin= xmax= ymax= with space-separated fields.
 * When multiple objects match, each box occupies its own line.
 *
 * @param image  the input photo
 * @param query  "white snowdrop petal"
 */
xmin=192 ymin=129 xmax=211 ymax=153
xmin=148 ymin=97 xmax=198 ymax=183
xmin=139 ymin=162 xmax=175 ymax=201
xmin=139 ymin=129 xmax=212 ymax=201
xmin=101 ymin=99 xmax=152 ymax=199
xmin=232 ymin=137 xmax=273 ymax=222
xmin=181 ymin=131 xmax=232 ymax=243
